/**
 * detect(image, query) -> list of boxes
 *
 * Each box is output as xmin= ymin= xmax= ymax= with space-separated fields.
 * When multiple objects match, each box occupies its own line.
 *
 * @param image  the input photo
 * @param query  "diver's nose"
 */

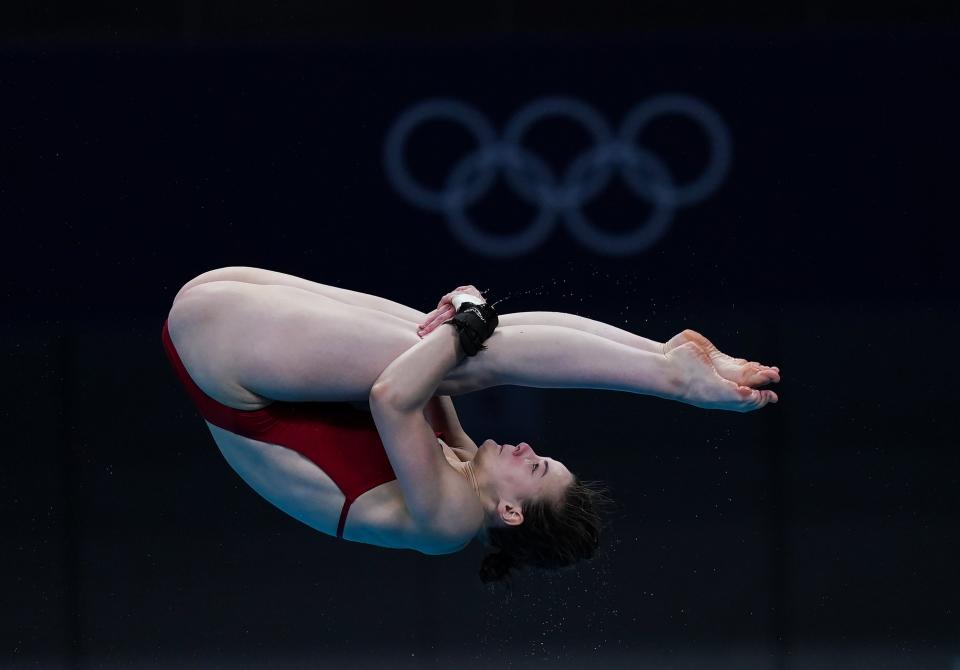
xmin=514 ymin=442 xmax=533 ymax=456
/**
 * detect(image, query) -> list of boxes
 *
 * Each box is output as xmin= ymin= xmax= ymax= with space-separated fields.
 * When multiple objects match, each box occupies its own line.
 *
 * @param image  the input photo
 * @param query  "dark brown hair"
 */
xmin=477 ymin=477 xmax=614 ymax=585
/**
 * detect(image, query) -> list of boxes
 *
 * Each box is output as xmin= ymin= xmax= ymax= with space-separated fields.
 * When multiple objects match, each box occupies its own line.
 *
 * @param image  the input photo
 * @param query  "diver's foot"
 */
xmin=663 ymin=329 xmax=780 ymax=388
xmin=666 ymin=341 xmax=778 ymax=412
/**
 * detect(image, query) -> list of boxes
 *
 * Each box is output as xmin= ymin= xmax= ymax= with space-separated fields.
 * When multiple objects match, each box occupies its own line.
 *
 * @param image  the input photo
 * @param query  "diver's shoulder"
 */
xmin=410 ymin=471 xmax=483 ymax=555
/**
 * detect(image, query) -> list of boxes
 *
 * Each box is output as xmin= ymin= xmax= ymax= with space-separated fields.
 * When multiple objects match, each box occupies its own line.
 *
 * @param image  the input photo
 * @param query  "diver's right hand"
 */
xmin=417 ymin=285 xmax=484 ymax=338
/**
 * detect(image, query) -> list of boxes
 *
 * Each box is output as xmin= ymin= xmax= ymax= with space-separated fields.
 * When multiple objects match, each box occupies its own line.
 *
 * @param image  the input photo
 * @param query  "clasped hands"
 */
xmin=417 ymin=285 xmax=485 ymax=339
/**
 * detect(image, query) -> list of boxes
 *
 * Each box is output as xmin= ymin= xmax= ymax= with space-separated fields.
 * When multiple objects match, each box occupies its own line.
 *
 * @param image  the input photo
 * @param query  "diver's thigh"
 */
xmin=180 ymin=281 xmax=420 ymax=403
xmin=175 ymin=266 xmax=427 ymax=322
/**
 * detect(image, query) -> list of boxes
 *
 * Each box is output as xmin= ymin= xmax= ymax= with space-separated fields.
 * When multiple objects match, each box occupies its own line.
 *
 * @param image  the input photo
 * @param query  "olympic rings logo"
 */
xmin=384 ymin=96 xmax=732 ymax=258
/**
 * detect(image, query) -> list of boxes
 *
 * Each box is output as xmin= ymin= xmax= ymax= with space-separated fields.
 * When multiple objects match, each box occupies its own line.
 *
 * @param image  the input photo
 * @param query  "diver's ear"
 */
xmin=497 ymin=500 xmax=524 ymax=527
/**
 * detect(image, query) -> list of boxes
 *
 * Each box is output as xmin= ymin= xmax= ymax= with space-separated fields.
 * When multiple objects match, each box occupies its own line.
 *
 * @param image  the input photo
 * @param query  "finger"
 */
xmin=418 ymin=314 xmax=438 ymax=335
xmin=417 ymin=310 xmax=435 ymax=334
xmin=421 ymin=312 xmax=442 ymax=334
xmin=418 ymin=308 xmax=441 ymax=330
xmin=426 ymin=305 xmax=455 ymax=333
xmin=420 ymin=305 xmax=454 ymax=335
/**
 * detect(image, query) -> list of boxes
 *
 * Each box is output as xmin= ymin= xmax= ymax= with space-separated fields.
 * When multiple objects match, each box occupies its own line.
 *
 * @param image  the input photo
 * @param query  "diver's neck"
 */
xmin=455 ymin=461 xmax=499 ymax=544
xmin=457 ymin=461 xmax=494 ymax=511
xmin=458 ymin=460 xmax=482 ymax=499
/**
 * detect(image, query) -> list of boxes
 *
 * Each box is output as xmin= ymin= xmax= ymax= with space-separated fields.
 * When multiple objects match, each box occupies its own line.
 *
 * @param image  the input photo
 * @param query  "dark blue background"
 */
xmin=3 ymin=26 xmax=958 ymax=670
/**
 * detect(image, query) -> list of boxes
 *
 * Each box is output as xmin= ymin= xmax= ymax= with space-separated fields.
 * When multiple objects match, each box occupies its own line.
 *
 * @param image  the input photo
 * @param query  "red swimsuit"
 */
xmin=161 ymin=319 xmax=442 ymax=539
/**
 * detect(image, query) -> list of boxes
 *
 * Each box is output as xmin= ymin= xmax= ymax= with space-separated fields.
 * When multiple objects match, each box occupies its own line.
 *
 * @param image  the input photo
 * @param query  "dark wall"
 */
xmin=3 ymin=5 xmax=958 ymax=669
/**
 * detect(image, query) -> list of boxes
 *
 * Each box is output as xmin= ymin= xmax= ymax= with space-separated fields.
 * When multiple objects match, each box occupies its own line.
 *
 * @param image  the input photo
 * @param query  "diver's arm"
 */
xmin=368 ymin=324 xmax=484 ymax=541
xmin=424 ymin=395 xmax=479 ymax=452
xmin=371 ymin=323 xmax=466 ymax=412
xmin=365 ymin=297 xmax=483 ymax=528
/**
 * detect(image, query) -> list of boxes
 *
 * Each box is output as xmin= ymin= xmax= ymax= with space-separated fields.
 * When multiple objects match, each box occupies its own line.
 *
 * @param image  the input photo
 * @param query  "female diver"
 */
xmin=161 ymin=266 xmax=780 ymax=583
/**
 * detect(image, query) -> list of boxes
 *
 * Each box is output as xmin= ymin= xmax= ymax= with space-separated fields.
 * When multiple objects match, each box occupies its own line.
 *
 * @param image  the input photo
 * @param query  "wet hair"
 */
xmin=477 ymin=476 xmax=614 ymax=586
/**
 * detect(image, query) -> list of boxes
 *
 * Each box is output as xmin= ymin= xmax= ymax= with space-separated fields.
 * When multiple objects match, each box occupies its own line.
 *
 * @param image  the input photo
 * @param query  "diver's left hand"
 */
xmin=417 ymin=285 xmax=483 ymax=338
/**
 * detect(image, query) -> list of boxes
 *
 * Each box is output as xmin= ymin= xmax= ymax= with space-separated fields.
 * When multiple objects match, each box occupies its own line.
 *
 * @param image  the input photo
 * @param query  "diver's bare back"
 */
xmin=166 ymin=279 xmax=464 ymax=553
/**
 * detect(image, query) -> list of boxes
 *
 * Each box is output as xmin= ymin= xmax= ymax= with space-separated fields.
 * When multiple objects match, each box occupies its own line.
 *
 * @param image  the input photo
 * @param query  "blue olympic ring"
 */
xmin=384 ymin=95 xmax=732 ymax=258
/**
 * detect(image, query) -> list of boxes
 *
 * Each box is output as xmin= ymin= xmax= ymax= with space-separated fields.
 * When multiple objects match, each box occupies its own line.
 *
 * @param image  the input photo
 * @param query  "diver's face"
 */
xmin=475 ymin=439 xmax=573 ymax=507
